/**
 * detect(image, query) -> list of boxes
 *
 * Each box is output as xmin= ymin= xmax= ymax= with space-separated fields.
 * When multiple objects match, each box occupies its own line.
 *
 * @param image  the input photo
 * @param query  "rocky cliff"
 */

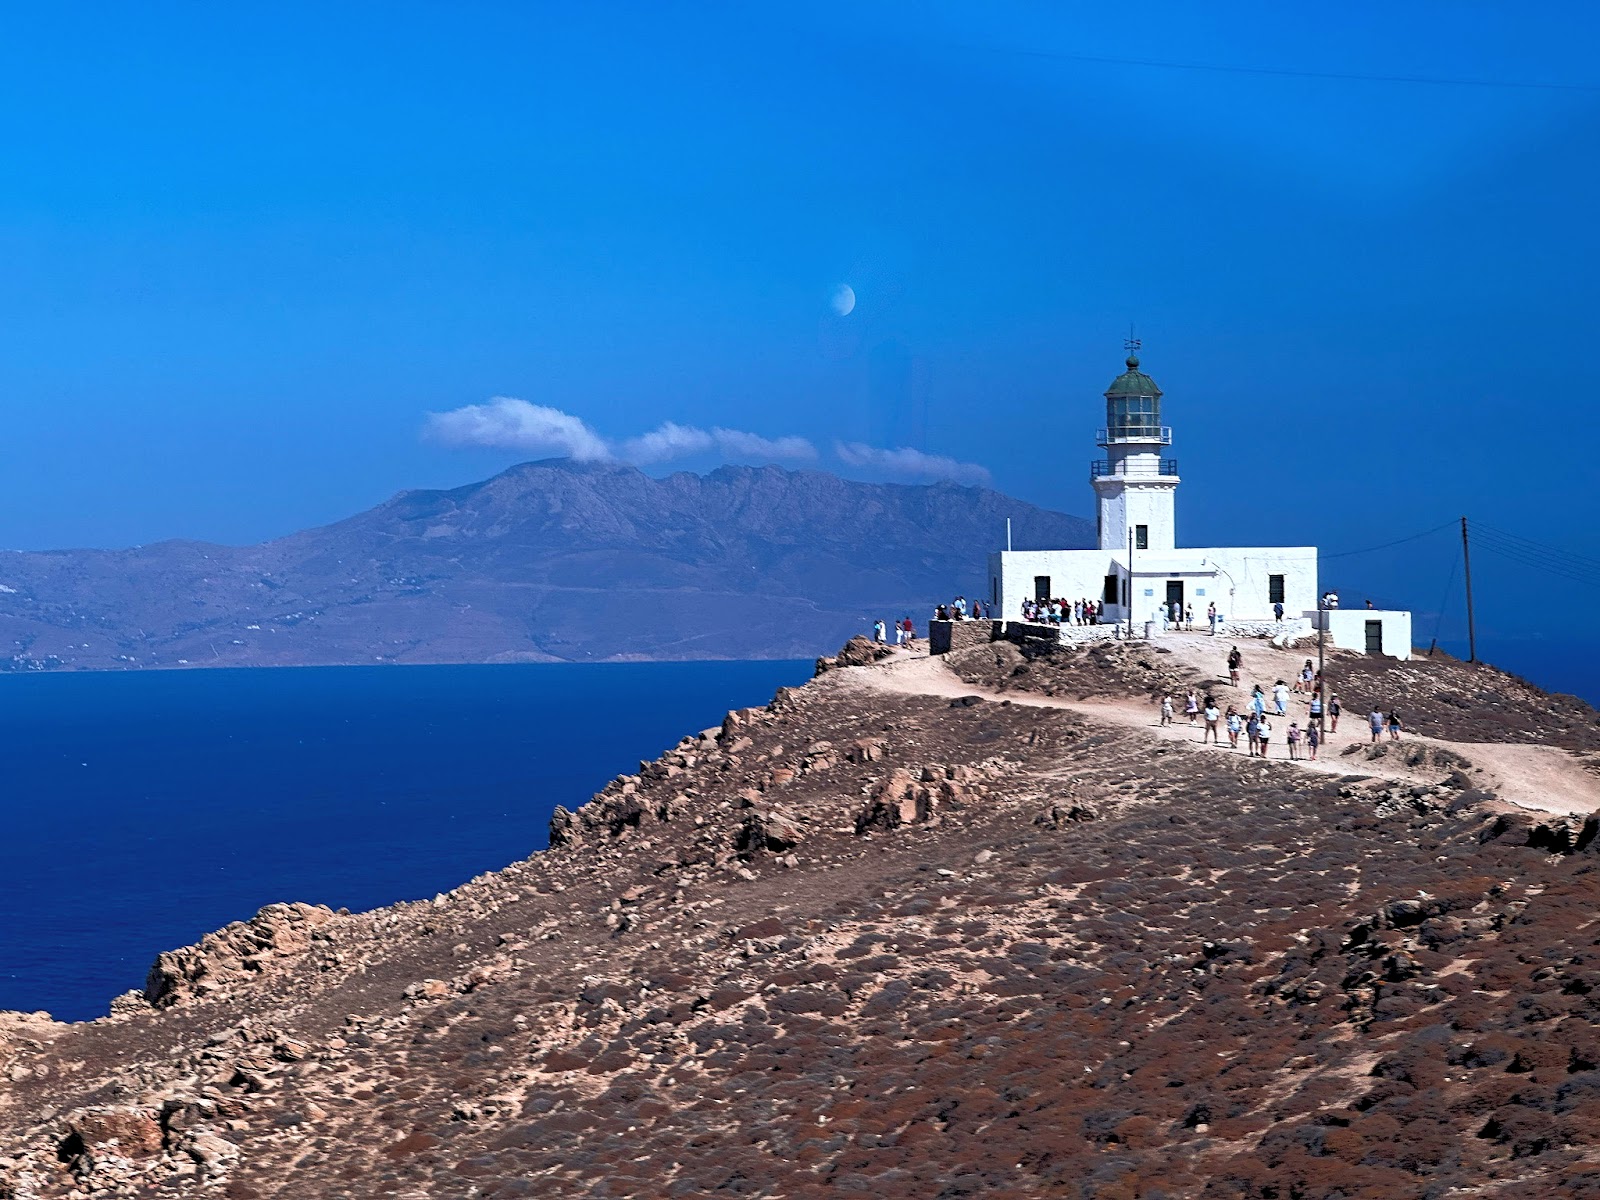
xmin=2 ymin=639 xmax=1599 ymax=1197
xmin=0 ymin=462 xmax=1092 ymax=669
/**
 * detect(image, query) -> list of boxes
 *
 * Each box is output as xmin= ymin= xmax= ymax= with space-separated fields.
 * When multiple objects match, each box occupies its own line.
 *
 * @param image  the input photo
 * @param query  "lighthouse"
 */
xmin=1091 ymin=344 xmax=1179 ymax=553
xmin=983 ymin=344 xmax=1373 ymax=645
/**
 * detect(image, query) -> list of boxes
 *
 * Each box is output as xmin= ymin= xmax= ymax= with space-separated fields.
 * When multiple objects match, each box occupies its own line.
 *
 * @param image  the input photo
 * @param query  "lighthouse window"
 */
xmin=1268 ymin=574 xmax=1286 ymax=604
xmin=1108 ymin=396 xmax=1159 ymax=439
xmin=1135 ymin=524 xmax=1148 ymax=550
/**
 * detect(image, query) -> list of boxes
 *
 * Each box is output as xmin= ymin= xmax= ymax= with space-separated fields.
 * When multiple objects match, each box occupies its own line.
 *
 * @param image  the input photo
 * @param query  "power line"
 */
xmin=1430 ymin=555 xmax=1459 ymax=648
xmin=1469 ymin=530 xmax=1600 ymax=585
xmin=950 ymin=41 xmax=1600 ymax=94
xmin=1469 ymin=526 xmax=1600 ymax=576
xmin=1471 ymin=539 xmax=1600 ymax=581
xmin=1320 ymin=520 xmax=1456 ymax=561
xmin=1471 ymin=520 xmax=1600 ymax=572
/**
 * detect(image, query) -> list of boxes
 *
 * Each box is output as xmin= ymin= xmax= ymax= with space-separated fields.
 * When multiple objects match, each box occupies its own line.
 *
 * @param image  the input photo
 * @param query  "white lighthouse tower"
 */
xmin=1091 ymin=341 xmax=1179 ymax=553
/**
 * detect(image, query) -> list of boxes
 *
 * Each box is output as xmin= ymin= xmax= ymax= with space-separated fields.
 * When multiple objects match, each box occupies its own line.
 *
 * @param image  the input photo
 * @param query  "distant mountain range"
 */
xmin=0 ymin=461 xmax=1094 ymax=669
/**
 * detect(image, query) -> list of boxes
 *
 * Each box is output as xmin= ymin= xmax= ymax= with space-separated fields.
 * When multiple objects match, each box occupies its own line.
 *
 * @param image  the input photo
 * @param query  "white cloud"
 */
xmin=620 ymin=422 xmax=716 ymax=464
xmin=833 ymin=442 xmax=992 ymax=487
xmin=425 ymin=401 xmax=818 ymax=467
xmin=424 ymin=398 xmax=612 ymax=461
xmin=707 ymin=428 xmax=817 ymax=462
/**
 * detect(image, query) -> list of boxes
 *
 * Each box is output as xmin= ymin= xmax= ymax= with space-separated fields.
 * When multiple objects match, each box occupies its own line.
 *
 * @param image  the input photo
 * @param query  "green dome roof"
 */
xmin=1105 ymin=355 xmax=1162 ymax=398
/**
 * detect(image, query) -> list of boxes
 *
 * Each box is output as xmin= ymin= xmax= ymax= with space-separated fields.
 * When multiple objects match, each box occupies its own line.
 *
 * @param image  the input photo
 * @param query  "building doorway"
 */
xmin=1365 ymin=620 xmax=1383 ymax=654
xmin=1165 ymin=580 xmax=1184 ymax=618
xmin=1034 ymin=576 xmax=1052 ymax=603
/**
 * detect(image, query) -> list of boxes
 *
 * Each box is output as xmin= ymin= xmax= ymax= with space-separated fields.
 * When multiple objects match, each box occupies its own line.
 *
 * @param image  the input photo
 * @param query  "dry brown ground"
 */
xmin=1 ymin=640 xmax=1599 ymax=1199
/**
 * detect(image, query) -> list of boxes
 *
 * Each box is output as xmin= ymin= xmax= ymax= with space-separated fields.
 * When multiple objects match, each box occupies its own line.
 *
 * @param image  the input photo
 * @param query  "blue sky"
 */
xmin=1 ymin=2 xmax=1596 ymax=651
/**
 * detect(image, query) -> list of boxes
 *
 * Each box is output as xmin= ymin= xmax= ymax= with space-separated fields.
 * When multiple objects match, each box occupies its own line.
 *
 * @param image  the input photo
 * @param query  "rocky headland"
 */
xmin=3 ymin=633 xmax=1600 ymax=1197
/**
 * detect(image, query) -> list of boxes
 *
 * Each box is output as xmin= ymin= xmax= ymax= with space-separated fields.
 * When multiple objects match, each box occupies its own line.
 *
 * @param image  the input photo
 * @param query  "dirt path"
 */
xmin=841 ymin=648 xmax=1598 ymax=817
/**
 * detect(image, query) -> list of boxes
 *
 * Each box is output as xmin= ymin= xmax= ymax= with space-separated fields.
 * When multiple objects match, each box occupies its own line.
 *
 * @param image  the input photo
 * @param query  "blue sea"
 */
xmin=1437 ymin=639 xmax=1600 ymax=706
xmin=0 ymin=661 xmax=810 ymax=1022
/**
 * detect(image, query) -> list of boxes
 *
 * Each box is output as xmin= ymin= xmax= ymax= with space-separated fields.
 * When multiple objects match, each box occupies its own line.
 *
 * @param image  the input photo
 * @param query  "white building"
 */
xmin=987 ymin=348 xmax=1410 ymax=656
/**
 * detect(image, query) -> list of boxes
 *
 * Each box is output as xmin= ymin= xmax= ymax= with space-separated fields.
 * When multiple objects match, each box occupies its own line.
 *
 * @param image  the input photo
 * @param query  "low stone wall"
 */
xmin=929 ymin=619 xmax=1002 ymax=655
xmin=1215 ymin=618 xmax=1313 ymax=641
xmin=1002 ymin=621 xmax=1134 ymax=647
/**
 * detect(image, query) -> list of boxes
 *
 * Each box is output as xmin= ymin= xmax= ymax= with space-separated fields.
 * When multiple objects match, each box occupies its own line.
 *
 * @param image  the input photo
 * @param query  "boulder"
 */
xmin=60 ymin=1106 xmax=164 ymax=1161
xmin=548 ymin=805 xmax=582 ymax=849
xmin=143 ymin=902 xmax=335 ymax=1008
xmin=738 ymin=806 xmax=805 ymax=855
xmin=855 ymin=769 xmax=939 ymax=834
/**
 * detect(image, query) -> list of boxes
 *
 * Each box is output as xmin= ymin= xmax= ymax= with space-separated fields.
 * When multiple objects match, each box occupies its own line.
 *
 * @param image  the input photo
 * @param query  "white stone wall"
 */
xmin=1197 ymin=547 xmax=1319 ymax=623
xmin=1316 ymin=609 xmax=1414 ymax=660
xmin=1093 ymin=477 xmax=1177 ymax=552
xmin=988 ymin=549 xmax=1127 ymax=623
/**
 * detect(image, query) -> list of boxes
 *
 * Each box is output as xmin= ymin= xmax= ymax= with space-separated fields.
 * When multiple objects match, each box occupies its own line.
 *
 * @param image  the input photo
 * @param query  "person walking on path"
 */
xmin=1185 ymin=603 xmax=1195 ymax=630
xmin=1308 ymin=690 xmax=1324 ymax=729
xmin=1227 ymin=646 xmax=1242 ymax=687
xmin=902 ymin=617 xmax=916 ymax=645
xmin=1184 ymin=689 xmax=1200 ymax=726
xmin=1272 ymin=680 xmax=1290 ymax=716
xmin=1329 ymin=693 xmax=1341 ymax=733
xmin=1202 ymin=699 xmax=1221 ymax=745
xmin=1369 ymin=707 xmax=1385 ymax=744
xmin=873 ymin=619 xmax=887 ymax=644
xmin=1208 ymin=601 xmax=1217 ymax=634
xmin=1257 ymin=715 xmax=1273 ymax=757
xmin=1387 ymin=711 xmax=1404 ymax=741
xmin=1159 ymin=694 xmax=1174 ymax=727
xmin=1251 ymin=685 xmax=1266 ymax=720
xmin=1274 ymin=601 xmax=1285 ymax=622
xmin=1226 ymin=707 xmax=1243 ymax=749
xmin=1306 ymin=720 xmax=1320 ymax=761
xmin=1286 ymin=722 xmax=1302 ymax=760
xmin=1246 ymin=712 xmax=1260 ymax=756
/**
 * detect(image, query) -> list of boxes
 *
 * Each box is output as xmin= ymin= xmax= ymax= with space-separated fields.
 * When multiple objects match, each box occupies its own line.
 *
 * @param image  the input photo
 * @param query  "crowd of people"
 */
xmin=1157 ymin=646 xmax=1404 ymax=760
xmin=1021 ymin=596 xmax=1106 ymax=625
xmin=932 ymin=595 xmax=989 ymax=622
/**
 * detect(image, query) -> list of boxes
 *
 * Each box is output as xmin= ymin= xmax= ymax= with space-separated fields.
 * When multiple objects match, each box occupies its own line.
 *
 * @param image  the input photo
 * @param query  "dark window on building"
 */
xmin=991 ymin=577 xmax=998 ymax=606
xmin=1269 ymin=574 xmax=1286 ymax=604
xmin=1034 ymin=575 xmax=1051 ymax=603
xmin=1103 ymin=575 xmax=1118 ymax=604
xmin=1135 ymin=524 xmax=1148 ymax=550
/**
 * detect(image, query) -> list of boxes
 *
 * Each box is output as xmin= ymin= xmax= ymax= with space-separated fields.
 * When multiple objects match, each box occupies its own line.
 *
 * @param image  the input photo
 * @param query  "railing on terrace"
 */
xmin=1090 ymin=458 xmax=1179 ymax=477
xmin=1096 ymin=426 xmax=1172 ymax=446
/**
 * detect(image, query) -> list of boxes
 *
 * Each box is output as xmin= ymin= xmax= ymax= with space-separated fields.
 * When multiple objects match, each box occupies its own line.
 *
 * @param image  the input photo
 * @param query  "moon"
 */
xmin=831 ymin=284 xmax=856 ymax=316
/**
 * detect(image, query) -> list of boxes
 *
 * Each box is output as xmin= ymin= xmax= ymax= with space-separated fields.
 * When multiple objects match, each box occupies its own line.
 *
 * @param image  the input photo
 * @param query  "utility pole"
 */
xmin=1127 ymin=527 xmax=1135 ymax=639
xmin=1461 ymin=516 xmax=1477 ymax=664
